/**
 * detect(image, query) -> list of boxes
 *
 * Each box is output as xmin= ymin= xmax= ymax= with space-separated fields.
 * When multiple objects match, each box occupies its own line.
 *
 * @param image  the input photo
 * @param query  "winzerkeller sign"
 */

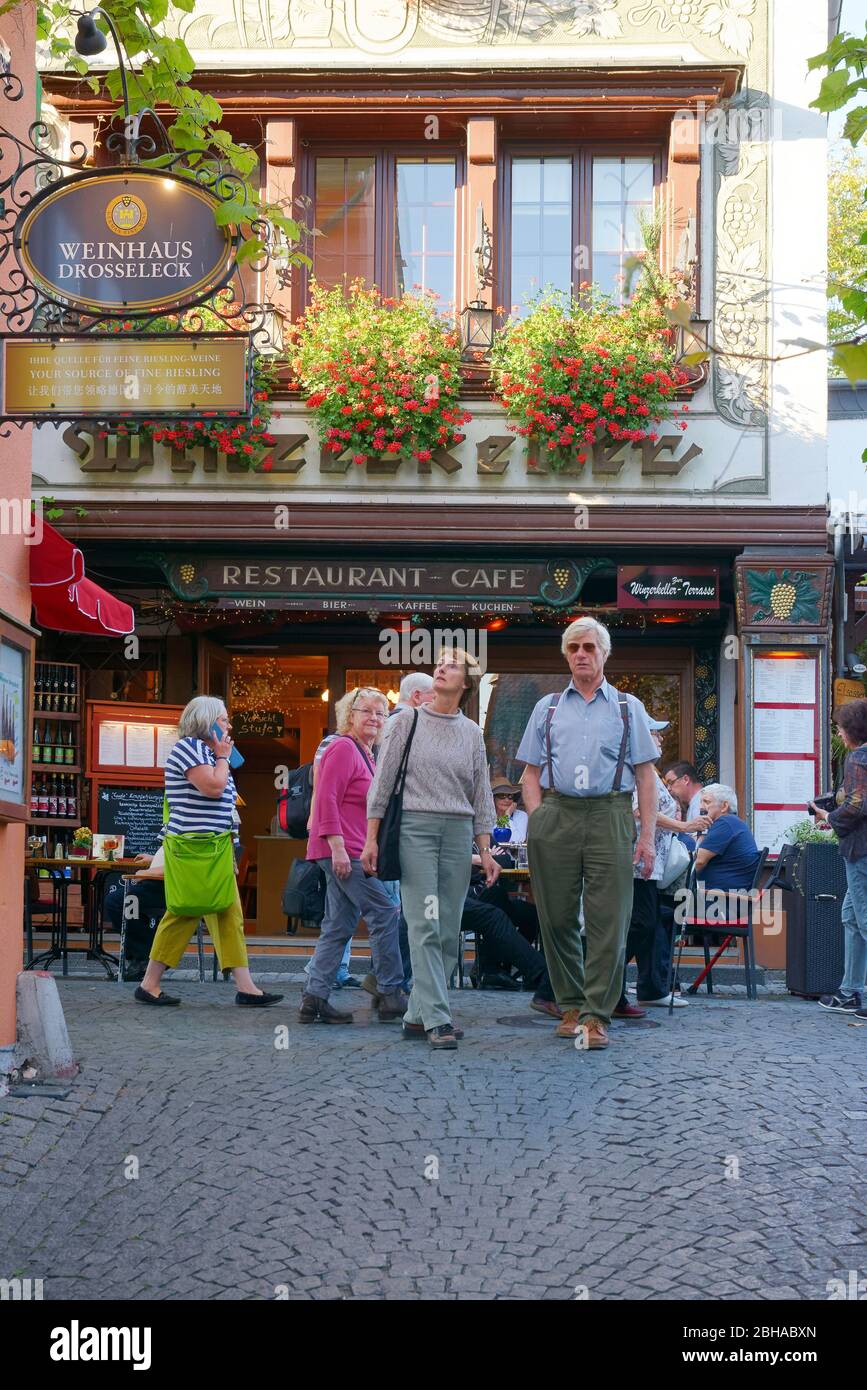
xmin=15 ymin=170 xmax=236 ymax=316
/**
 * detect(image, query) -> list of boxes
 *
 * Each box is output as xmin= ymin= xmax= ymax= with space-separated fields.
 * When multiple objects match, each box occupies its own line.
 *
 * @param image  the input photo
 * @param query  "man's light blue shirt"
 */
xmin=516 ymin=678 xmax=659 ymax=797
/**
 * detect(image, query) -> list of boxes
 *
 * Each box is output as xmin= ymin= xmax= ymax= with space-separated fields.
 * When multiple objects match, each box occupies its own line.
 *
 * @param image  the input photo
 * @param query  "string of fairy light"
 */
xmin=141 ymin=598 xmax=706 ymax=632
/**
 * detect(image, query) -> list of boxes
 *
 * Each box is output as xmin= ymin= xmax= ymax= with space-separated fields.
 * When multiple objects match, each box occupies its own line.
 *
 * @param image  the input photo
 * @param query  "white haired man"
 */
xmin=516 ymin=617 xmax=659 ymax=1049
xmin=694 ymin=784 xmax=760 ymax=891
xmin=392 ymin=671 xmax=435 ymax=716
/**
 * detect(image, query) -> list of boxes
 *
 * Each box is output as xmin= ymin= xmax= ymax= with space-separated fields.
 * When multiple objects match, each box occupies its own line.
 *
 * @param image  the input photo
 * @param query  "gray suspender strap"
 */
xmin=611 ymin=689 xmax=630 ymax=793
xmin=545 ymin=686 xmax=630 ymax=793
xmin=544 ymin=690 xmax=565 ymax=790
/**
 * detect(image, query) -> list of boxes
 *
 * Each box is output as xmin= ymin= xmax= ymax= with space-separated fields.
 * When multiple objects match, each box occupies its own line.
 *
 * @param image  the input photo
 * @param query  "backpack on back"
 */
xmin=277 ymin=762 xmax=314 ymax=837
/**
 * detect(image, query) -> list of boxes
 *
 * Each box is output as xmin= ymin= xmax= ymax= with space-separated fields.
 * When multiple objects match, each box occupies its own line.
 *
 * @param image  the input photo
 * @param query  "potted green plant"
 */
xmin=493 ymin=813 xmax=512 ymax=845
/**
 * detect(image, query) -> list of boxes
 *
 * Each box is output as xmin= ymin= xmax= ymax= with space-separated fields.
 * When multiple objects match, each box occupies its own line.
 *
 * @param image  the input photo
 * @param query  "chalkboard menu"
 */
xmin=96 ymin=784 xmax=165 ymax=858
xmin=230 ymin=709 xmax=284 ymax=738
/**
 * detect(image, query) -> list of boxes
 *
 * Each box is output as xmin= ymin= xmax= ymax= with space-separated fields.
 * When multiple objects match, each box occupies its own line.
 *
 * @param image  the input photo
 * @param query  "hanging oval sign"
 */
xmin=15 ymin=169 xmax=237 ymax=316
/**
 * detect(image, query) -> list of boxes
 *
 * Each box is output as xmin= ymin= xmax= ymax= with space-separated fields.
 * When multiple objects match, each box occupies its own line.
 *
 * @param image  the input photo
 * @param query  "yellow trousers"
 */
xmin=149 ymin=884 xmax=248 ymax=971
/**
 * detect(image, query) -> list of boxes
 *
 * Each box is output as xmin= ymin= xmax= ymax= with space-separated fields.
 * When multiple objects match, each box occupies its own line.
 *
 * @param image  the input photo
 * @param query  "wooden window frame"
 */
xmin=498 ymin=142 xmax=666 ymax=319
xmin=298 ymin=143 xmax=465 ymax=313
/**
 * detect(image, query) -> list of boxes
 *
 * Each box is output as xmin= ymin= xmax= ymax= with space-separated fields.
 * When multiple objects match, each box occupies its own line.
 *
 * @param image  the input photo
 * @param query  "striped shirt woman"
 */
xmin=164 ymin=736 xmax=237 ymax=836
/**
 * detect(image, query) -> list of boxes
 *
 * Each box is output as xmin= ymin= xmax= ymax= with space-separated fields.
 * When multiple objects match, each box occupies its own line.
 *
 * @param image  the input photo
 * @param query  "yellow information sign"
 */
xmin=834 ymin=678 xmax=865 ymax=708
xmin=3 ymin=338 xmax=249 ymax=416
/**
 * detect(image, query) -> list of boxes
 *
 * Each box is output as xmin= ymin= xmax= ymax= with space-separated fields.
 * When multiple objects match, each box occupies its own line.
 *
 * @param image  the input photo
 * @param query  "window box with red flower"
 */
xmin=489 ymin=236 xmax=696 ymax=475
xmin=286 ymin=280 xmax=471 ymax=469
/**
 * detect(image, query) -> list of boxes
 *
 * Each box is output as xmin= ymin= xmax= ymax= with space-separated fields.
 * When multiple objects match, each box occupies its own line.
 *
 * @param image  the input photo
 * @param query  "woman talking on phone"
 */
xmin=136 ymin=696 xmax=282 ymax=1009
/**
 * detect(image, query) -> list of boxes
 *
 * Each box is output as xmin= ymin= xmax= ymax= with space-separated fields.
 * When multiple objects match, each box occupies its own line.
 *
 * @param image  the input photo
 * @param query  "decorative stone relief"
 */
xmin=712 ymin=89 xmax=770 ymax=431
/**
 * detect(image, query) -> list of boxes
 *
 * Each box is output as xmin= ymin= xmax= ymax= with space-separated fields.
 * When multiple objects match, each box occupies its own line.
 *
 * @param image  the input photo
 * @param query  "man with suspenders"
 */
xmin=516 ymin=618 xmax=659 ymax=1049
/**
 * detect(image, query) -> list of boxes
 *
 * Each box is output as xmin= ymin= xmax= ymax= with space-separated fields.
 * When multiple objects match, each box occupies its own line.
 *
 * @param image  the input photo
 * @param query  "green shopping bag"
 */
xmin=163 ymin=831 xmax=236 ymax=917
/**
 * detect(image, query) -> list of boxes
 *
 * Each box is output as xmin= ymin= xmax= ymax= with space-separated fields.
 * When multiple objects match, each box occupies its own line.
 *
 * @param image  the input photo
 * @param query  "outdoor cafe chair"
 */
xmin=670 ymin=847 xmax=770 ymax=1008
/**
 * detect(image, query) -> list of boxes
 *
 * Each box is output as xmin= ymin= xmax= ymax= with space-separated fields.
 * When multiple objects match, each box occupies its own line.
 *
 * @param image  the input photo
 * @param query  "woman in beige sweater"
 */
xmin=363 ymin=648 xmax=497 ymax=1050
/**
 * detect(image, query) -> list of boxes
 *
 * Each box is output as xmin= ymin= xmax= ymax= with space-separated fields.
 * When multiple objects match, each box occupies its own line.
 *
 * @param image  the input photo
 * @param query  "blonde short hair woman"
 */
xmin=364 ymin=648 xmax=497 ymax=1050
xmin=302 ymin=684 xmax=405 ymax=1025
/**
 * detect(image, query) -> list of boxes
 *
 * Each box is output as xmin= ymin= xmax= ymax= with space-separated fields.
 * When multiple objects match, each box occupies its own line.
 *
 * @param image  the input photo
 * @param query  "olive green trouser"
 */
xmin=149 ymin=883 xmax=248 ymax=971
xmin=527 ymin=792 xmax=635 ymax=1025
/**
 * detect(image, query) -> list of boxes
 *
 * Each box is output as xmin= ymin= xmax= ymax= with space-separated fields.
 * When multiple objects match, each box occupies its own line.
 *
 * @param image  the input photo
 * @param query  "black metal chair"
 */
xmin=24 ymin=870 xmax=70 ymax=974
xmin=672 ymin=847 xmax=770 ymax=1003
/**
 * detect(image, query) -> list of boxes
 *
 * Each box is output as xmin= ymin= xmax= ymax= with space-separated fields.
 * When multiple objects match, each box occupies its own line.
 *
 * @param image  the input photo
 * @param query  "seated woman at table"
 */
xmin=136 ymin=696 xmax=282 ymax=1009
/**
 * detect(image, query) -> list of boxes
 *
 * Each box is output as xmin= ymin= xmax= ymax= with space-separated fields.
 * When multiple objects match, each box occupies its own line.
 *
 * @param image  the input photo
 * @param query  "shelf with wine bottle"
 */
xmin=28 ymin=661 xmax=83 ymax=833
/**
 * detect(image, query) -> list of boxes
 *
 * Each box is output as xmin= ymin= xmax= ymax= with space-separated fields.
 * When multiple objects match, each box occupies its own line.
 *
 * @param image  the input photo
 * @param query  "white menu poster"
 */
xmin=754 ymin=758 xmax=817 ymax=806
xmin=125 ymin=724 xmax=155 ymax=767
xmin=753 ymin=808 xmax=803 ymax=855
xmin=156 ymin=725 xmax=179 ymax=767
xmin=98 ymin=721 xmax=125 ymax=766
xmin=754 ymin=706 xmax=815 ymax=754
xmin=754 ymin=657 xmax=816 ymax=704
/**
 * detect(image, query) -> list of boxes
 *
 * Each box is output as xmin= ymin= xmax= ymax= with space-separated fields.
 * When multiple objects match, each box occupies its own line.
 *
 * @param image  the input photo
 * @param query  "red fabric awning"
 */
xmin=30 ymin=521 xmax=135 ymax=636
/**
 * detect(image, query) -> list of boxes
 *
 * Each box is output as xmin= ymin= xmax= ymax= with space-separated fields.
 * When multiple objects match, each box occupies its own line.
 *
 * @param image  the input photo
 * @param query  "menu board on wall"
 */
xmin=751 ymin=652 xmax=820 ymax=855
xmin=97 ymin=784 xmax=165 ymax=859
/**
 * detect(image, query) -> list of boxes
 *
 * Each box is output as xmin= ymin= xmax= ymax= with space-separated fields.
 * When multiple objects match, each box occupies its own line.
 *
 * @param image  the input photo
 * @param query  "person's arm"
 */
xmin=362 ymin=714 xmax=412 ymax=873
xmin=521 ymin=764 xmax=543 ymax=815
xmin=181 ymin=737 xmax=232 ymax=800
xmin=694 ymin=819 xmax=731 ymax=873
xmin=633 ymin=761 xmax=657 ymax=879
xmin=827 ymin=757 xmax=867 ymax=836
xmin=694 ymin=845 xmax=717 ymax=872
xmin=313 ymin=743 xmax=353 ymax=858
xmin=657 ymin=811 xmax=700 ymax=833
xmin=681 ymin=815 xmax=712 ymax=833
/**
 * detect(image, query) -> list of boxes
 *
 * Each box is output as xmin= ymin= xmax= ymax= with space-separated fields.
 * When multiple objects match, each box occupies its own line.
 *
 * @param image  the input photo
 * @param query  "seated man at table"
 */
xmin=461 ymin=885 xmax=561 ymax=1019
xmin=694 ymin=784 xmax=761 ymax=894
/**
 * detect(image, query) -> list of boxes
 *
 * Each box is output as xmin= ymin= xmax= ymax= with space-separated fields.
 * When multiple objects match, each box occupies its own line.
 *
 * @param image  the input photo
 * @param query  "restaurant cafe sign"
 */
xmin=2 ymin=169 xmax=249 ymax=422
xmin=159 ymin=556 xmax=722 ymax=614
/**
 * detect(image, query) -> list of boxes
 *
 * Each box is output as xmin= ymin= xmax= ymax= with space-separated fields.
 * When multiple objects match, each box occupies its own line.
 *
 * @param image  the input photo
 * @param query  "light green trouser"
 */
xmin=399 ymin=811 xmax=474 ymax=1031
xmin=527 ymin=791 xmax=635 ymax=1025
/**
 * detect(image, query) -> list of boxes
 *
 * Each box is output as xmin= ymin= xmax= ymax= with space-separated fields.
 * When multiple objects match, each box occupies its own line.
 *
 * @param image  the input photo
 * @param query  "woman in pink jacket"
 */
xmin=301 ymin=687 xmax=406 ymax=1025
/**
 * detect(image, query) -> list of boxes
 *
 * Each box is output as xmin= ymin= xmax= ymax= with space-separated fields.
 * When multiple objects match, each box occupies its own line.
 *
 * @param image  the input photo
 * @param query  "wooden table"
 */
xmin=24 ymin=857 xmax=140 ymax=977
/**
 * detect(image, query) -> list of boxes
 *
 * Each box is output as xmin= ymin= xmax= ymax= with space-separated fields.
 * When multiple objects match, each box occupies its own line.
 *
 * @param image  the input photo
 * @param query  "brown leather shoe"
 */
xmin=427 ymin=1024 xmax=458 ymax=1050
xmin=299 ymin=992 xmax=353 ymax=1024
xmin=554 ymin=1008 xmax=582 ymax=1037
xmin=530 ymin=997 xmax=563 ymax=1020
xmin=403 ymin=1019 xmax=464 ymax=1040
xmin=377 ymin=989 xmax=409 ymax=1021
xmin=580 ymin=1018 xmax=610 ymax=1049
xmin=613 ymin=1000 xmax=647 ymax=1019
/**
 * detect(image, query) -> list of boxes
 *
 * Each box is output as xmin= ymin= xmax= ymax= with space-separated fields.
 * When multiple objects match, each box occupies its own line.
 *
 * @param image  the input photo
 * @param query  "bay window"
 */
xmin=505 ymin=149 xmax=660 ymax=315
xmin=309 ymin=150 xmax=460 ymax=312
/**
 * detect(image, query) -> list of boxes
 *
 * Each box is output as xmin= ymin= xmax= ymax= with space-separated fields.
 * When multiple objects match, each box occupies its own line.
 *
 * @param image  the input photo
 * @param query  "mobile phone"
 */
xmin=210 ymin=720 xmax=245 ymax=769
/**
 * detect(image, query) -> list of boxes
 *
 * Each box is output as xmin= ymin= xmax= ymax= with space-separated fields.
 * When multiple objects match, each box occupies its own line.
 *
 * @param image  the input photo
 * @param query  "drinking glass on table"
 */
xmin=515 ymin=843 xmax=529 ymax=870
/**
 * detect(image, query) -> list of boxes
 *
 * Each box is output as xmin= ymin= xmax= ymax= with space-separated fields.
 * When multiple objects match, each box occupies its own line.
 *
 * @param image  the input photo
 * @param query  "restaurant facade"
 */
xmin=27 ymin=0 xmax=833 ymax=964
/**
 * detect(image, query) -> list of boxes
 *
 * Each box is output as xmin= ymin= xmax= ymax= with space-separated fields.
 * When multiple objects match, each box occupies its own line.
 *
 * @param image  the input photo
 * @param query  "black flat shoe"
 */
xmin=235 ymin=991 xmax=283 ymax=1008
xmin=134 ymin=986 xmax=180 ymax=1007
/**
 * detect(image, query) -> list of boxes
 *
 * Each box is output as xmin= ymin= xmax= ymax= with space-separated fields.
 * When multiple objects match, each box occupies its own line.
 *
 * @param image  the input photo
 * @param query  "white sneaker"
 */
xmin=640 ymin=994 xmax=689 ymax=1009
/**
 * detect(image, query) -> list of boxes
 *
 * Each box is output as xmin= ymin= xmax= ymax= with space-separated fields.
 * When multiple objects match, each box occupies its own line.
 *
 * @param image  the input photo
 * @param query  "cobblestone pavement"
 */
xmin=1 ymin=980 xmax=865 ymax=1301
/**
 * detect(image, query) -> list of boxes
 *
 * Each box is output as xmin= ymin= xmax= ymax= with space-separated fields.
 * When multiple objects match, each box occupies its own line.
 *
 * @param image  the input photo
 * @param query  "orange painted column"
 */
xmin=464 ymin=118 xmax=497 ymax=314
xmin=265 ymin=118 xmax=299 ymax=326
xmin=663 ymin=113 xmax=701 ymax=296
xmin=0 ymin=12 xmax=36 ymax=1060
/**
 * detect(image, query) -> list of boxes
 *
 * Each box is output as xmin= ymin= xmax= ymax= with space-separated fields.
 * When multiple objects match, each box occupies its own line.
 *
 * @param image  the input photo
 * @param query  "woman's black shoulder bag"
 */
xmin=376 ymin=709 xmax=419 ymax=880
